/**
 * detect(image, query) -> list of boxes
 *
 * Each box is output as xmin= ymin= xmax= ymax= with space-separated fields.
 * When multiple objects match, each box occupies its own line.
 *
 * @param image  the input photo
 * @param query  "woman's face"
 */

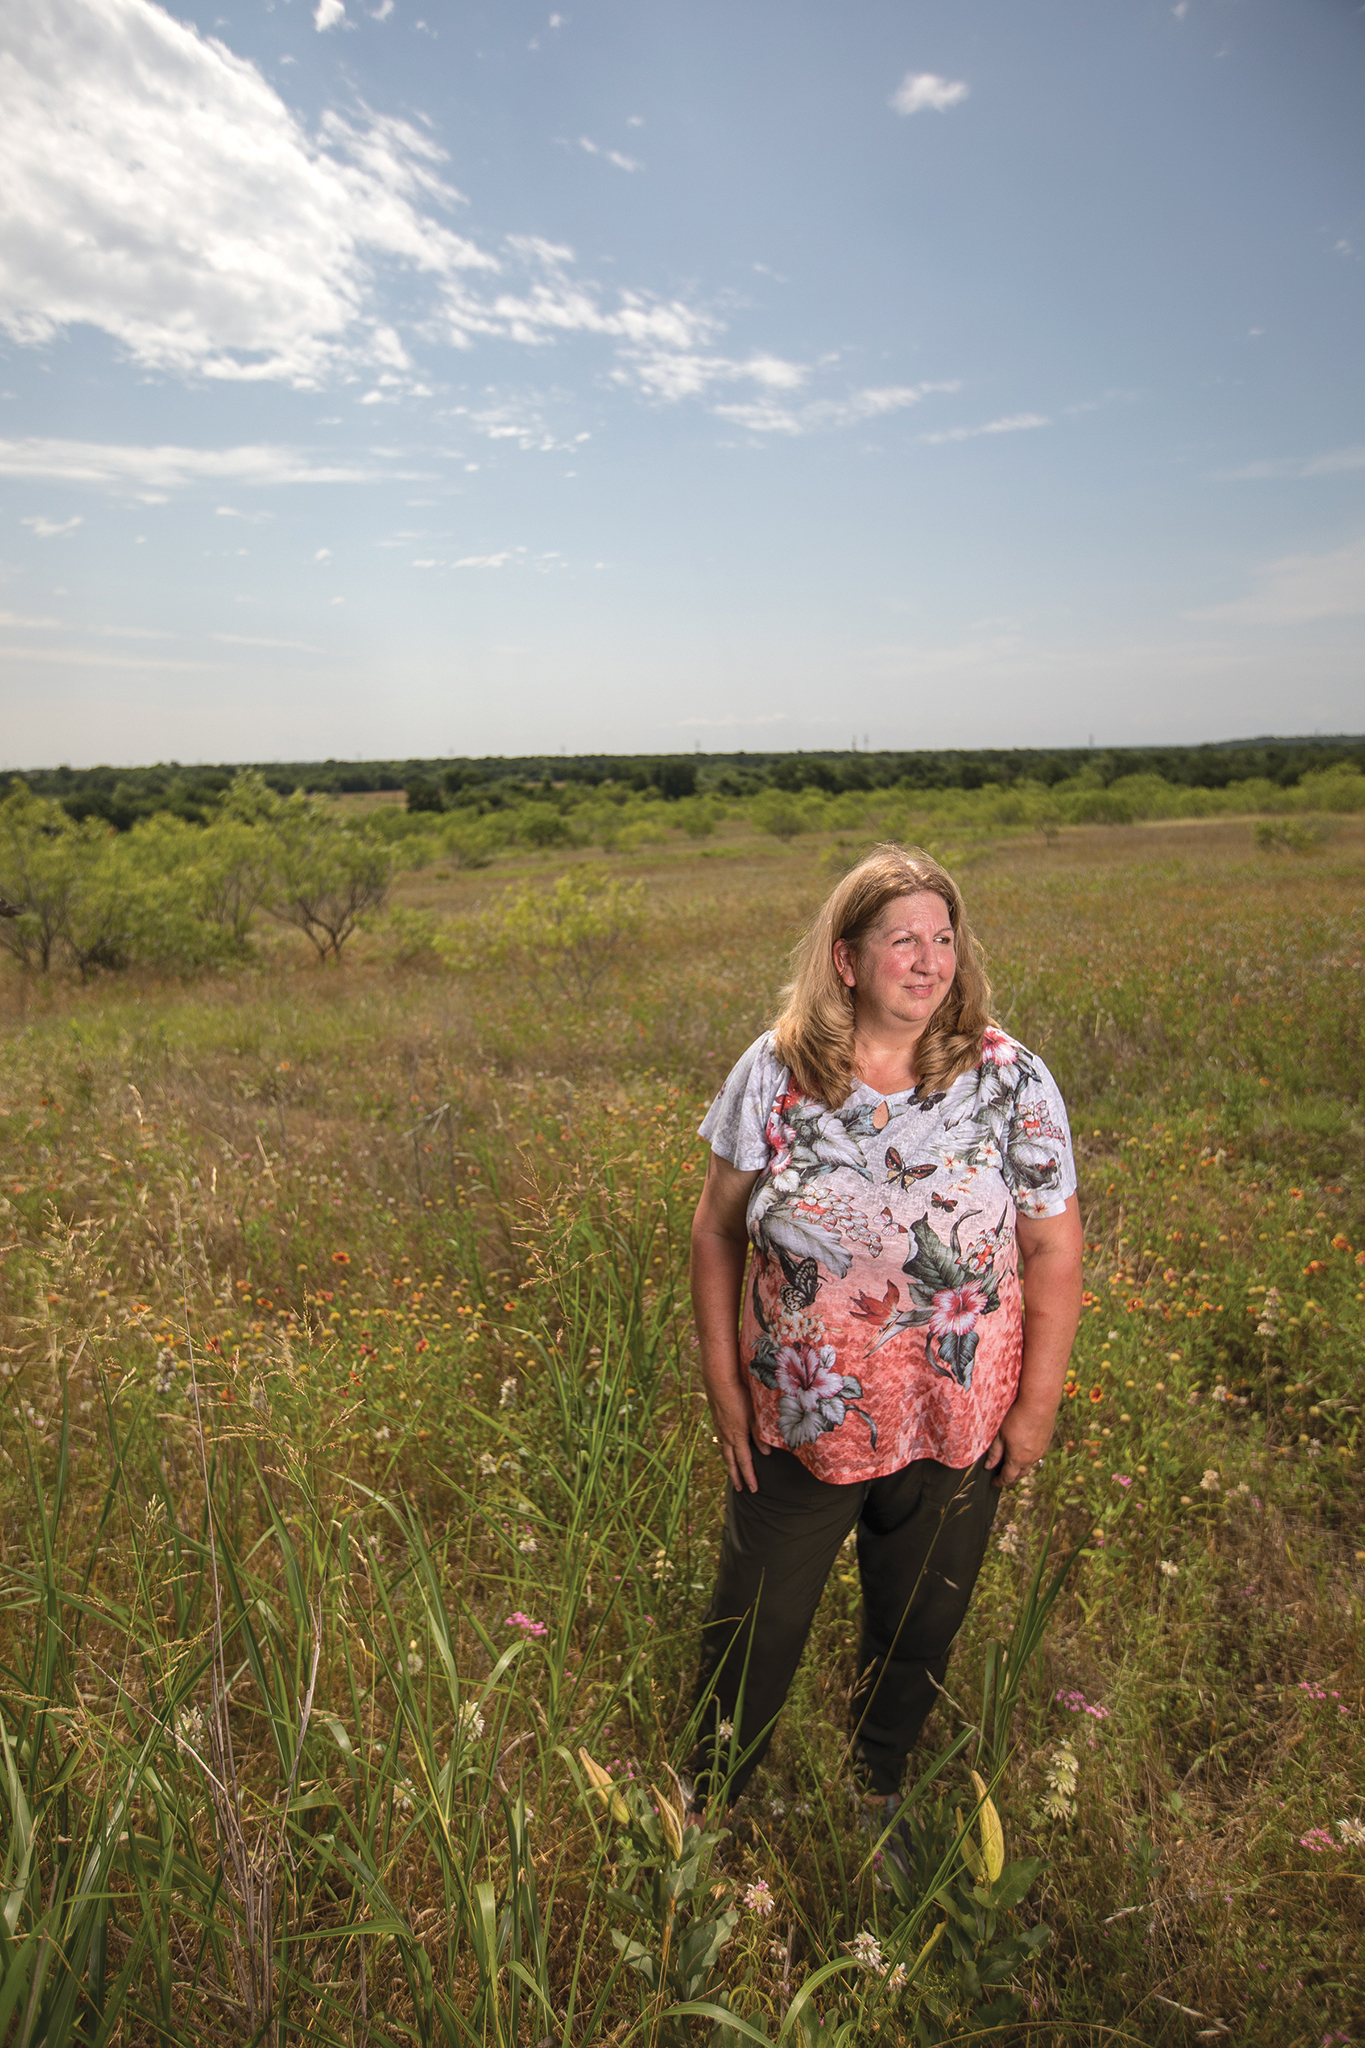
xmin=833 ymin=891 xmax=957 ymax=1038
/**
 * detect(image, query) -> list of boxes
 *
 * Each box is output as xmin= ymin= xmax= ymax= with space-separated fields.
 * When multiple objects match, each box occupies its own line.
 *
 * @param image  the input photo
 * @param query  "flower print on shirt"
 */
xmin=749 ymin=1091 xmax=884 ymax=1285
xmin=937 ymin=1027 xmax=1068 ymax=1212
xmin=748 ymin=1286 xmax=878 ymax=1448
xmin=851 ymin=1206 xmax=1009 ymax=1390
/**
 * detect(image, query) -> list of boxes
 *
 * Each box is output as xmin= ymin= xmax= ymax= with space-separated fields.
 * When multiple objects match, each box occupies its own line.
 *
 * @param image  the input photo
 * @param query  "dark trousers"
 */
xmin=690 ymin=1445 xmax=999 ymax=1803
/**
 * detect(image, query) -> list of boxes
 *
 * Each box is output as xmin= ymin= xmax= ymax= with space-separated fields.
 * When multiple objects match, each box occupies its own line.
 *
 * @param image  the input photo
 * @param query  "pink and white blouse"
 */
xmin=699 ymin=1026 xmax=1076 ymax=1482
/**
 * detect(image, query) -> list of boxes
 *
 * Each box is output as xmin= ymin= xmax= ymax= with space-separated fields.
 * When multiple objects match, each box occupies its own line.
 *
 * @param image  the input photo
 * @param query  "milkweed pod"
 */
xmin=652 ymin=1784 xmax=685 ymax=1860
xmin=969 ymin=1769 xmax=1005 ymax=1882
xmin=955 ymin=1806 xmax=987 ymax=1883
xmin=578 ymin=1747 xmax=629 ymax=1825
xmin=911 ymin=1916 xmax=947 ymax=1978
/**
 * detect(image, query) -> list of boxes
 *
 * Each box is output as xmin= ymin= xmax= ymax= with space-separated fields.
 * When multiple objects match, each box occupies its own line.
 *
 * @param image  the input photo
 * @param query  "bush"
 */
xmin=263 ymin=796 xmax=398 ymax=962
xmin=452 ymin=869 xmax=646 ymax=999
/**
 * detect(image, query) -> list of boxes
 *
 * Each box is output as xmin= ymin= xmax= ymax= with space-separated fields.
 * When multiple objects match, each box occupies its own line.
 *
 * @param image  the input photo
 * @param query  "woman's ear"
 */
xmin=831 ymin=939 xmax=857 ymax=991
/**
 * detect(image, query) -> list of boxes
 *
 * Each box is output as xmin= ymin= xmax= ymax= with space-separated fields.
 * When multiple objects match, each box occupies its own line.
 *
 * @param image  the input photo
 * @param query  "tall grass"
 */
xmin=0 ymin=819 xmax=1362 ymax=2044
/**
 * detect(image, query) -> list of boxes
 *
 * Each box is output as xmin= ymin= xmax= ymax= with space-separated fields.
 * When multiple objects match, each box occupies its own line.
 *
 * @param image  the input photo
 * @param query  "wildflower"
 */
xmin=717 ymin=1719 xmax=735 ymax=1740
xmin=997 ymin=1520 xmax=1020 ymax=1557
xmin=1055 ymin=1688 xmax=1110 ymax=1720
xmin=1089 ymin=1386 xmax=1104 ymax=1404
xmin=505 ymin=1611 xmax=547 ymax=1637
xmin=848 ymin=1930 xmax=886 ymax=1972
xmin=1199 ymin=1469 xmax=1220 ymax=1492
xmin=457 ymin=1703 xmax=486 ymax=1741
xmin=174 ymin=1706 xmax=206 ymax=1752
xmin=1037 ymin=1740 xmax=1079 ymax=1822
xmin=374 ymin=1425 xmax=391 ymax=1442
xmin=499 ymin=1376 xmax=518 ymax=1408
xmin=1159 ymin=1559 xmax=1180 ymax=1579
xmin=332 ymin=1251 xmax=351 ymax=1265
xmin=1112 ymin=1473 xmax=1132 ymax=1488
xmin=477 ymin=1451 xmax=499 ymax=1477
xmin=518 ymin=1532 xmax=538 ymax=1554
xmin=742 ymin=1878 xmax=775 ymax=1917
xmin=1336 ymin=1817 xmax=1365 ymax=1848
xmin=1256 ymin=1286 xmax=1281 ymax=1337
xmin=406 ymin=1647 xmax=424 ymax=1676
xmin=1299 ymin=1827 xmax=1338 ymax=1854
xmin=1211 ymin=1383 xmax=1229 ymax=1404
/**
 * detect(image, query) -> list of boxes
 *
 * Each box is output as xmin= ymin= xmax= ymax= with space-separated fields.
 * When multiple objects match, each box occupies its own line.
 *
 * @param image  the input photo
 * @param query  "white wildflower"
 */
xmin=848 ymin=1930 xmax=885 ymax=1972
xmin=374 ymin=1425 xmax=391 ymax=1442
xmin=717 ymin=1719 xmax=735 ymax=1740
xmin=477 ymin=1451 xmax=499 ymax=1477
xmin=742 ymin=1878 xmax=775 ymax=1917
xmin=1159 ymin=1559 xmax=1180 ymax=1580
xmin=406 ymin=1643 xmax=424 ymax=1676
xmin=1199 ymin=1468 xmax=1220 ymax=1493
xmin=997 ymin=1520 xmax=1020 ymax=1558
xmin=518 ymin=1533 xmax=538 ymax=1554
xmin=1037 ymin=1740 xmax=1079 ymax=1823
xmin=499 ymin=1376 xmax=518 ymax=1408
xmin=457 ymin=1703 xmax=486 ymax=1741
xmin=1337 ymin=1817 xmax=1365 ymax=1849
xmin=1211 ymin=1383 xmax=1229 ymax=1405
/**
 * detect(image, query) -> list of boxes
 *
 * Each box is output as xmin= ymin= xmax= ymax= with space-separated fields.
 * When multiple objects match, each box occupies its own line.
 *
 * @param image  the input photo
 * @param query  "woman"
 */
xmin=686 ymin=844 xmax=1081 ymax=1813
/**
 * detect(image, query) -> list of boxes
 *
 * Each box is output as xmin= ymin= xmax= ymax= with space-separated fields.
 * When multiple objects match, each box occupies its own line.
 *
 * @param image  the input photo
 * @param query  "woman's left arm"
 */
xmin=985 ymin=1193 xmax=1083 ymax=1488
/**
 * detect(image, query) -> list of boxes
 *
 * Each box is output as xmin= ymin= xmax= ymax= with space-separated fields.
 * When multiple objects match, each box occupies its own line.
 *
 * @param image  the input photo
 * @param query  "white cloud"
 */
xmin=372 ymin=0 xmax=394 ymax=17
xmin=21 ymin=513 xmax=84 ymax=536
xmin=314 ymin=0 xmax=344 ymax=27
xmin=97 ymin=623 xmax=172 ymax=638
xmin=578 ymin=137 xmax=641 ymax=173
xmin=1218 ymin=444 xmax=1365 ymax=481
xmin=0 ymin=0 xmax=947 ymax=424
xmin=214 ymin=632 xmax=321 ymax=650
xmin=0 ymin=608 xmax=60 ymax=627
xmin=920 ymin=412 xmax=1050 ymax=445
xmin=0 ymin=438 xmax=395 ymax=491
xmin=1192 ymin=536 xmax=1365 ymax=625
xmin=0 ymin=0 xmax=495 ymax=385
xmin=714 ymin=381 xmax=960 ymax=437
xmin=891 ymin=72 xmax=969 ymax=116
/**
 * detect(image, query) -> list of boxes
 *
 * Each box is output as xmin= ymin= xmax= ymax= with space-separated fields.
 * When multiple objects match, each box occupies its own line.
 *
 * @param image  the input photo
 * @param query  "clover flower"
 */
xmin=742 ymin=1879 xmax=775 ymax=1917
xmin=506 ymin=1611 xmax=547 ymax=1638
xmin=1159 ymin=1559 xmax=1180 ymax=1579
xmin=1199 ymin=1468 xmax=1220 ymax=1492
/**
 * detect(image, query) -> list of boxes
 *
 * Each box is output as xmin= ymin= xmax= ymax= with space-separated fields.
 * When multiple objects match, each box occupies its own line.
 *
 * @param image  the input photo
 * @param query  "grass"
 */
xmin=0 ymin=813 xmax=1362 ymax=2046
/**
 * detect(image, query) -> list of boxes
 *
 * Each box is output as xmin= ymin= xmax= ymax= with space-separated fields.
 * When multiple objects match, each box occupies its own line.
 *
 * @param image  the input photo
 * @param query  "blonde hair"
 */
xmin=771 ymin=843 xmax=992 ymax=1107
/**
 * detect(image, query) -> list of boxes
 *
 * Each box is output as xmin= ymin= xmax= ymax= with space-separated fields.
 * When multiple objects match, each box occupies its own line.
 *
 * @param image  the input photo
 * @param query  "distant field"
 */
xmin=1 ymin=817 xmax=1361 ymax=2047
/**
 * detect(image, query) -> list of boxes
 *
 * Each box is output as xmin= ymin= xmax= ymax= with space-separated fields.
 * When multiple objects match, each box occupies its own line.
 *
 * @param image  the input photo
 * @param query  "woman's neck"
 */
xmin=851 ymin=1023 xmax=925 ymax=1097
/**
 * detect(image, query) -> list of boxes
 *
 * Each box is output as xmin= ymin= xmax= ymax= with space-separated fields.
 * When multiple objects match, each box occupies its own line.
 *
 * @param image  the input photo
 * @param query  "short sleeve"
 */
xmin=698 ymin=1032 xmax=787 ymax=1171
xmin=1006 ymin=1054 xmax=1078 ymax=1219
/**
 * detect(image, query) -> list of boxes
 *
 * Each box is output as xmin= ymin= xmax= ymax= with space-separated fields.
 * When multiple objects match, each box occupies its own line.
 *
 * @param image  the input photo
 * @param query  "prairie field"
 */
xmin=1 ymin=814 xmax=1362 ymax=2048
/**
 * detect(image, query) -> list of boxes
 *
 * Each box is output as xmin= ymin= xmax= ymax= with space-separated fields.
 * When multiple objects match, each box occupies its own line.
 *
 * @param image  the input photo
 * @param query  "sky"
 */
xmin=1 ymin=0 xmax=1362 ymax=768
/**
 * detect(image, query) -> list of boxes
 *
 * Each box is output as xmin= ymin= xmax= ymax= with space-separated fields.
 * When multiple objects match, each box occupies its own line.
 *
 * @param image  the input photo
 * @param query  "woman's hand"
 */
xmin=690 ymin=1151 xmax=768 ymax=1493
xmin=708 ymin=1370 xmax=765 ymax=1494
xmin=987 ymin=1195 xmax=1083 ymax=1489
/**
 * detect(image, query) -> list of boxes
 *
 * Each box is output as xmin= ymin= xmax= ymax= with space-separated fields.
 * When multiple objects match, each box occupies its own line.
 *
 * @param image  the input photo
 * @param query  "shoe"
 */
xmin=858 ymin=1790 xmax=912 ymax=1880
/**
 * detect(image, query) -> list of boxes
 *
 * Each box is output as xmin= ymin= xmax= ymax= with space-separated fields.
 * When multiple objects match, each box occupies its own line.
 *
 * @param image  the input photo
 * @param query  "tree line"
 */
xmin=12 ymin=733 xmax=1365 ymax=829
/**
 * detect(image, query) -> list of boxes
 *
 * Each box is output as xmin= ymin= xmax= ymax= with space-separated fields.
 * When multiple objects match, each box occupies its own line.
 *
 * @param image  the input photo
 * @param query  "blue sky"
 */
xmin=1 ymin=0 xmax=1362 ymax=767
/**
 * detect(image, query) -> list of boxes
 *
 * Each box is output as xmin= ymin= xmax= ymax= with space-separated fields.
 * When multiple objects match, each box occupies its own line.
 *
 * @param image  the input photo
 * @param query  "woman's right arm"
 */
xmin=689 ymin=1151 xmax=766 ymax=1493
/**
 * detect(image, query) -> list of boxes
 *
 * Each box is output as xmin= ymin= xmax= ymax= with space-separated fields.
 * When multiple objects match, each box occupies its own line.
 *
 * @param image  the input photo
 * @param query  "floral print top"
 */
xmin=699 ymin=1027 xmax=1076 ymax=1483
